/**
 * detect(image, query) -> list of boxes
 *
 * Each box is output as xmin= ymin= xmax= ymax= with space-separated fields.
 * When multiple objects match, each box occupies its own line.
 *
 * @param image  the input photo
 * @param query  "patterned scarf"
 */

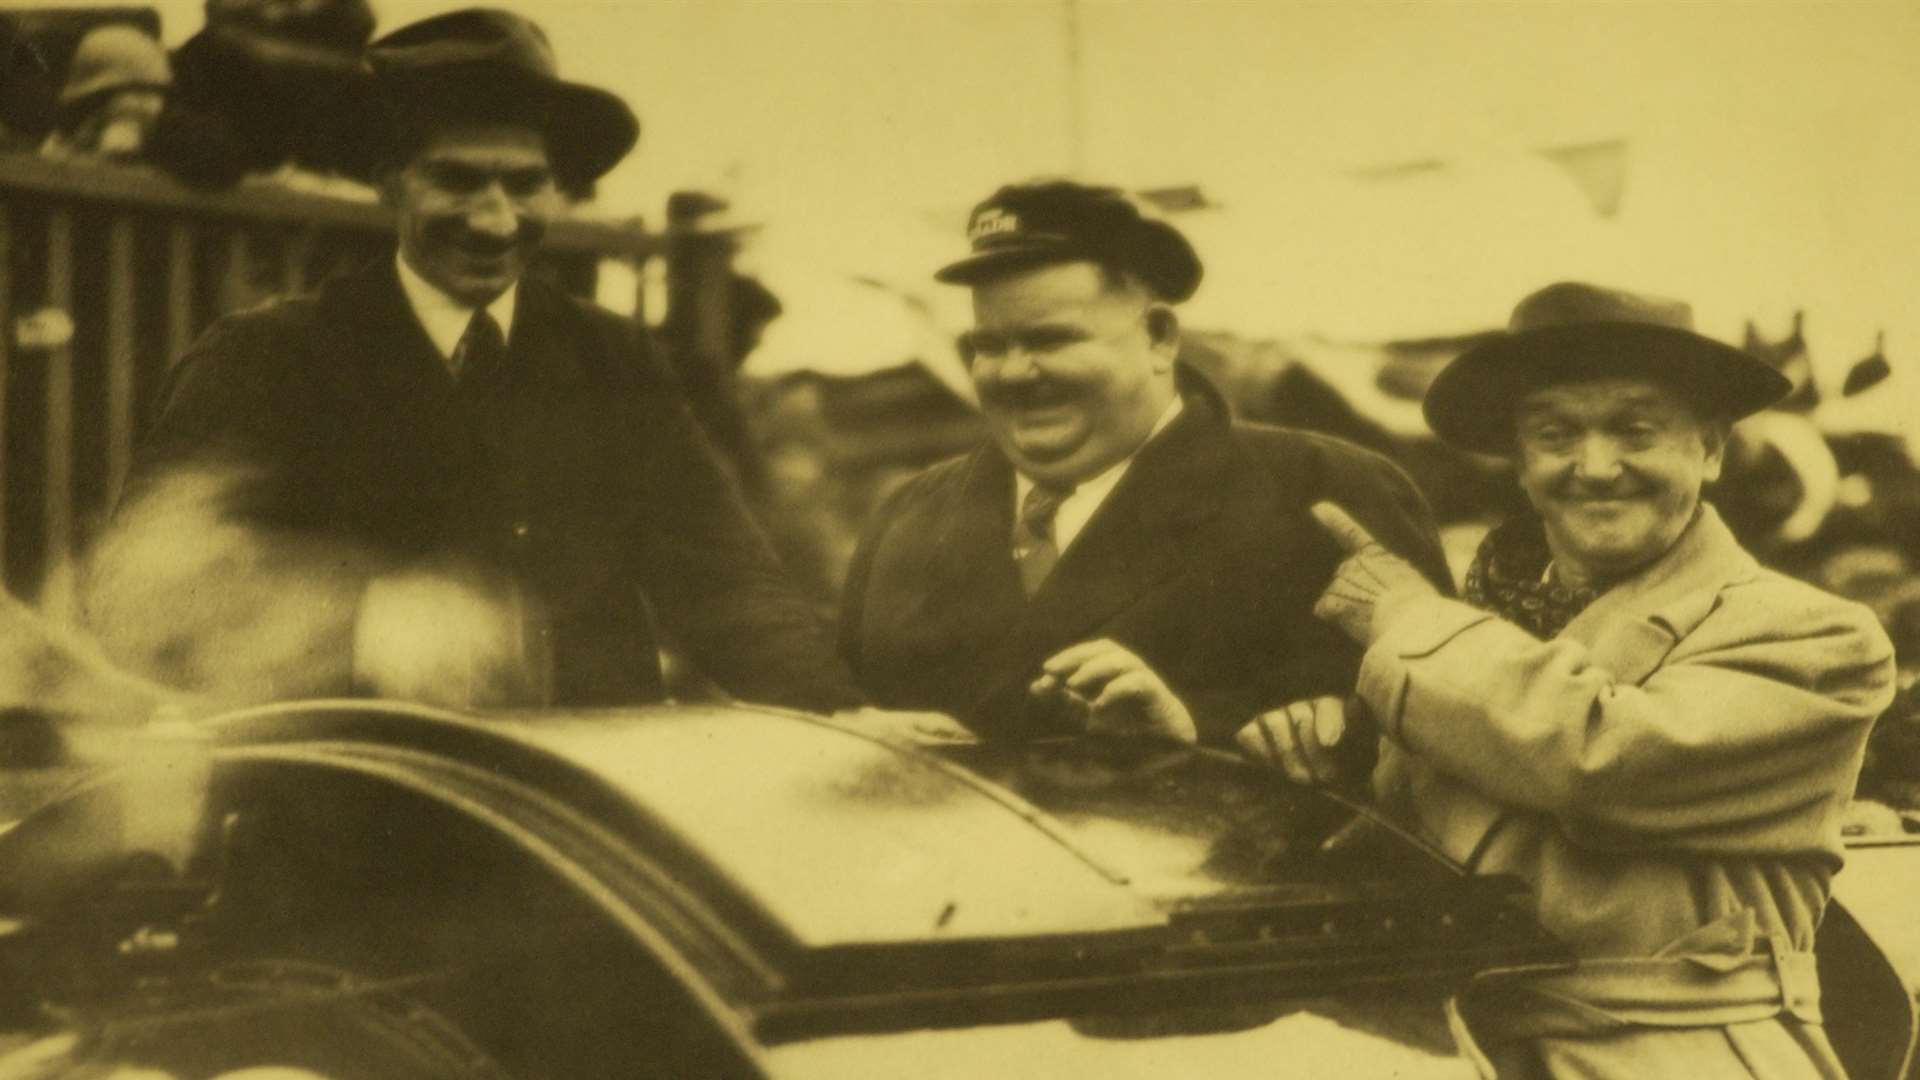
xmin=1463 ymin=514 xmax=1600 ymax=641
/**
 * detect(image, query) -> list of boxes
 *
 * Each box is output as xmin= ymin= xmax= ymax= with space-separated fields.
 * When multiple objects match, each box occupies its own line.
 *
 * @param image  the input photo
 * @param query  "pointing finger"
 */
xmin=1309 ymin=501 xmax=1381 ymax=556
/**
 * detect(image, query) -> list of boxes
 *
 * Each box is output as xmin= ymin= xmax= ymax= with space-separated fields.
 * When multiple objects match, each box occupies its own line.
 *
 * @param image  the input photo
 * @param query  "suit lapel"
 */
xmin=970 ymin=395 xmax=1233 ymax=715
xmin=1021 ymin=397 xmax=1228 ymax=639
xmin=316 ymin=259 xmax=480 ymax=490
xmin=1560 ymin=505 xmax=1759 ymax=684
xmin=913 ymin=448 xmax=1023 ymax=626
xmin=506 ymin=277 xmax=590 ymax=393
xmin=318 ymin=259 xmax=465 ymax=420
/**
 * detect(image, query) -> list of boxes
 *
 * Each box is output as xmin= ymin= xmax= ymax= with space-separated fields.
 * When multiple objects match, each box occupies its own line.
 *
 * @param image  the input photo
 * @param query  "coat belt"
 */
xmin=1447 ymin=936 xmax=1823 ymax=1062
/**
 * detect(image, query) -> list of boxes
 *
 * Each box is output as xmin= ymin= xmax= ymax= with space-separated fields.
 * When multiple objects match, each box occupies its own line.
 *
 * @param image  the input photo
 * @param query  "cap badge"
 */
xmin=968 ymin=208 xmax=1020 ymax=241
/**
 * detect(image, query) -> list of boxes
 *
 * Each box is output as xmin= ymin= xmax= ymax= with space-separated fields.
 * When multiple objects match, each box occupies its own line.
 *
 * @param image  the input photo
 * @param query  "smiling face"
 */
xmin=1513 ymin=377 xmax=1726 ymax=587
xmin=962 ymin=261 xmax=1180 ymax=487
xmin=385 ymin=123 xmax=563 ymax=306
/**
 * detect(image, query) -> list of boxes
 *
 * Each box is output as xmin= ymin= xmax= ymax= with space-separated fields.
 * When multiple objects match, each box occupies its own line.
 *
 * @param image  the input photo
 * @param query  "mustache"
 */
xmin=979 ymin=378 xmax=1081 ymax=410
xmin=424 ymin=219 xmax=545 ymax=255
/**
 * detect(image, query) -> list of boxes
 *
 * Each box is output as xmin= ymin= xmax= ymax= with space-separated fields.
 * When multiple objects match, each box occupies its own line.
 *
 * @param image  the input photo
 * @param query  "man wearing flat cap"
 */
xmin=1255 ymin=281 xmax=1895 ymax=1077
xmin=839 ymin=180 xmax=1450 ymax=744
xmin=85 ymin=9 xmax=862 ymax=712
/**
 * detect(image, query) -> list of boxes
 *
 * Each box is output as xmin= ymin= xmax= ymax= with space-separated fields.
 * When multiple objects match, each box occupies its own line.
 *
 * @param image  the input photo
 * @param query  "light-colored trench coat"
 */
xmin=1358 ymin=506 xmax=1896 ymax=1079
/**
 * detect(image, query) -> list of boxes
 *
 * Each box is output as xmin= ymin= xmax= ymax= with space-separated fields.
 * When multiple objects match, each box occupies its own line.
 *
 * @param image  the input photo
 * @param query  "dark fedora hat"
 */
xmin=1424 ymin=281 xmax=1791 ymax=454
xmin=935 ymin=180 xmax=1203 ymax=302
xmin=367 ymin=8 xmax=637 ymax=186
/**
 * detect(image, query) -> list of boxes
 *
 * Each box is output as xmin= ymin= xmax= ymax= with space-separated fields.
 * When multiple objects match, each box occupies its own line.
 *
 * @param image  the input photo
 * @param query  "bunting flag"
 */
xmin=1843 ymin=332 xmax=1892 ymax=397
xmin=1743 ymin=310 xmax=1819 ymax=413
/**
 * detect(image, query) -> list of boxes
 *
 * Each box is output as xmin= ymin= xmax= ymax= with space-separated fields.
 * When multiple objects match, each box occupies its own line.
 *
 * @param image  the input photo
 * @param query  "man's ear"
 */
xmin=1700 ymin=420 xmax=1730 ymax=483
xmin=1146 ymin=304 xmax=1180 ymax=366
xmin=376 ymin=166 xmax=404 ymax=210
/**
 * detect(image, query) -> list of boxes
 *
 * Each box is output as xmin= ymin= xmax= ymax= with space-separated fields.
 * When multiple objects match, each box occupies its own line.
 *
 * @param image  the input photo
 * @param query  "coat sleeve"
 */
xmin=837 ymin=472 xmax=922 ymax=686
xmin=1322 ymin=437 xmax=1454 ymax=596
xmin=611 ymin=320 xmax=866 ymax=713
xmin=1356 ymin=587 xmax=1894 ymax=855
xmin=81 ymin=310 xmax=379 ymax=703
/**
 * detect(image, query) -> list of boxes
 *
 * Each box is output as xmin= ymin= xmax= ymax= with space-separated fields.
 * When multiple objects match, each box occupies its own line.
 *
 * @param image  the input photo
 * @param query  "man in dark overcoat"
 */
xmin=840 ymin=181 xmax=1450 ymax=744
xmin=84 ymin=9 xmax=861 ymax=712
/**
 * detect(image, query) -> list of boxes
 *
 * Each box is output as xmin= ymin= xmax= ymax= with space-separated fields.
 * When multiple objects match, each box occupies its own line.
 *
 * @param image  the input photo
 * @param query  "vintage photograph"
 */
xmin=1 ymin=1 xmax=1917 ymax=1076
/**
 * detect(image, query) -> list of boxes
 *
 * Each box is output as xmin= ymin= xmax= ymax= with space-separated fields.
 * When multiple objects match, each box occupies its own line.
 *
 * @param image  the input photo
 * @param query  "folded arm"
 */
xmin=1357 ymin=590 xmax=1893 ymax=853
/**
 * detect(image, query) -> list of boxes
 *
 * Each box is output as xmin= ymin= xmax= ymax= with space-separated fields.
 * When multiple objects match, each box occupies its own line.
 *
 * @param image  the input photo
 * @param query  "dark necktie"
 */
xmin=1013 ymin=481 xmax=1074 ymax=596
xmin=454 ymin=308 xmax=509 ymax=393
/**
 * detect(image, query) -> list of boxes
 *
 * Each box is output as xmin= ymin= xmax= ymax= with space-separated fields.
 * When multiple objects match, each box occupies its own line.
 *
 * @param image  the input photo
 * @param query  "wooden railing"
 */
xmin=0 ymin=152 xmax=695 ymax=616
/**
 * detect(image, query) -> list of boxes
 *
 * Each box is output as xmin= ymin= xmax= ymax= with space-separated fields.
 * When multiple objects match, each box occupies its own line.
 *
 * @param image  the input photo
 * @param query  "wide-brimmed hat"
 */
xmin=935 ymin=180 xmax=1203 ymax=302
xmin=1424 ymin=281 xmax=1791 ymax=454
xmin=367 ymin=8 xmax=637 ymax=186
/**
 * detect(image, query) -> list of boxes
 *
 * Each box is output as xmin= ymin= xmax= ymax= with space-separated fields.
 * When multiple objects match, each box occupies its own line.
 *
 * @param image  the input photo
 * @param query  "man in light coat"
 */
xmin=1249 ymin=282 xmax=1896 ymax=1077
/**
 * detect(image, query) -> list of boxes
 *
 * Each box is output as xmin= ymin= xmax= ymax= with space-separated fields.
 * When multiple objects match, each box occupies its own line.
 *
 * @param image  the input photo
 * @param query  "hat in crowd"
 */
xmin=205 ymin=0 xmax=376 ymax=55
xmin=367 ymin=8 xmax=637 ymax=186
xmin=1424 ymin=281 xmax=1792 ymax=455
xmin=936 ymin=180 xmax=1203 ymax=302
xmin=58 ymin=24 xmax=170 ymax=107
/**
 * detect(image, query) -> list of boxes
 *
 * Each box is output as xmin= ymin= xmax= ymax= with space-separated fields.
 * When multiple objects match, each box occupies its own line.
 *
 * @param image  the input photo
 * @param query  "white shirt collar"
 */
xmin=1015 ymin=396 xmax=1184 ymax=556
xmin=394 ymin=251 xmax=518 ymax=370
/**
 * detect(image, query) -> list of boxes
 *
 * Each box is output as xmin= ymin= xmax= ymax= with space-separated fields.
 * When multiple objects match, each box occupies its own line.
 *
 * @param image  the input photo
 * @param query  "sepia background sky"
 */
xmin=114 ymin=0 xmax=1920 ymax=428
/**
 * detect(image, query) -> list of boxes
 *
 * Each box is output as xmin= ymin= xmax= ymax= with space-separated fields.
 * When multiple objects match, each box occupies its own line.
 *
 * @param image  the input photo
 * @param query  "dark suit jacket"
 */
xmin=841 ymin=387 xmax=1451 ymax=743
xmin=95 ymin=257 xmax=860 ymax=710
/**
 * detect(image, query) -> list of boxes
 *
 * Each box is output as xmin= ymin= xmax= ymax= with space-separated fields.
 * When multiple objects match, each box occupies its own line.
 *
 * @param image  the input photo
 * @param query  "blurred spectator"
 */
xmin=3 ymin=8 xmax=165 ymax=152
xmin=1 ymin=18 xmax=59 ymax=149
xmin=1843 ymin=331 xmax=1892 ymax=397
xmin=657 ymin=192 xmax=778 ymax=489
xmin=1829 ymin=433 xmax=1920 ymax=562
xmin=37 ymin=23 xmax=170 ymax=161
xmin=147 ymin=0 xmax=382 ymax=190
xmin=1714 ymin=410 xmax=1839 ymax=568
xmin=1743 ymin=310 xmax=1817 ymax=412
xmin=1861 ymin=680 xmax=1920 ymax=819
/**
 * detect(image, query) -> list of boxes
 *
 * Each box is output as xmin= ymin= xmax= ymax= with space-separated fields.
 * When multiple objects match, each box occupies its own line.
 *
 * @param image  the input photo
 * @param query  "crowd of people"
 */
xmin=3 ymin=1 xmax=386 ymax=194
xmin=2 ymin=5 xmax=1915 ymax=1078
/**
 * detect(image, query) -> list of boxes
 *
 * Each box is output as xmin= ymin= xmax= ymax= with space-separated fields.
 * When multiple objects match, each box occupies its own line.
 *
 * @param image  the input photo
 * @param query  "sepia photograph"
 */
xmin=1 ymin=0 xmax=1918 ymax=1076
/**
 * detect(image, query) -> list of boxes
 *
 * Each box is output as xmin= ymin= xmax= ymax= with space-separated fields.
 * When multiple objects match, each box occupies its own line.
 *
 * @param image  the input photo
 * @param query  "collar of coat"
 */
xmin=955 ymin=378 xmax=1234 ymax=554
xmin=925 ymin=384 xmax=1237 ymax=715
xmin=313 ymin=256 xmax=588 ymax=389
xmin=1554 ymin=503 xmax=1763 ymax=683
